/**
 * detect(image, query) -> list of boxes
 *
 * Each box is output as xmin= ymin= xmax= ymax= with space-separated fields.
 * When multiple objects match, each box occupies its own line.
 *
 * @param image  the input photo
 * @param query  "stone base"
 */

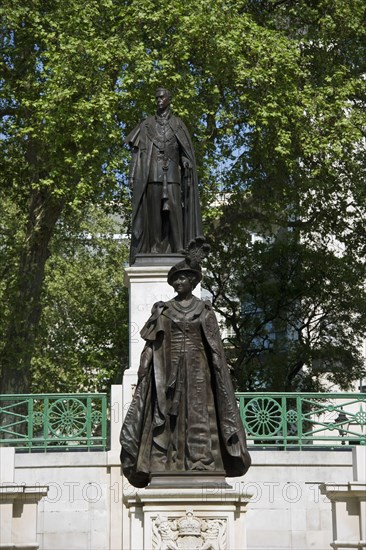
xmin=123 ymin=482 xmax=251 ymax=549
xmin=148 ymin=471 xmax=230 ymax=489
xmin=133 ymin=253 xmax=184 ymax=266
xmin=319 ymin=481 xmax=366 ymax=550
xmin=0 ymin=483 xmax=48 ymax=549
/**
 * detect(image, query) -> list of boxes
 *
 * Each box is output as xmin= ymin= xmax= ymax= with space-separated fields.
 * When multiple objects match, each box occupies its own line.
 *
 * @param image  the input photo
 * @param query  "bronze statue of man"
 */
xmin=126 ymin=88 xmax=203 ymax=264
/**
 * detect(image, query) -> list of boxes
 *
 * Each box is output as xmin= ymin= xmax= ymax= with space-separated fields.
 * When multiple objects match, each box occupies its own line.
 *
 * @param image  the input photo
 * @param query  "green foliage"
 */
xmin=0 ymin=0 xmax=128 ymax=202
xmin=0 ymin=0 xmax=130 ymax=391
xmin=31 ymin=207 xmax=129 ymax=393
xmin=205 ymin=210 xmax=366 ymax=391
xmin=1 ymin=0 xmax=365 ymax=392
xmin=200 ymin=0 xmax=366 ymax=391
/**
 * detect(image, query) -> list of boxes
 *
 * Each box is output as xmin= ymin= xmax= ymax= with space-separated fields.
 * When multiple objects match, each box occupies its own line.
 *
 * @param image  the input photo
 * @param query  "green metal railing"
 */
xmin=237 ymin=392 xmax=366 ymax=449
xmin=0 ymin=394 xmax=107 ymax=451
xmin=1 ymin=392 xmax=366 ymax=452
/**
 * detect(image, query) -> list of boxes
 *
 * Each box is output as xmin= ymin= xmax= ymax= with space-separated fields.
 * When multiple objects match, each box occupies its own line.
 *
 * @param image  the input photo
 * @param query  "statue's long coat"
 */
xmin=120 ymin=299 xmax=251 ymax=488
xmin=126 ymin=114 xmax=203 ymax=262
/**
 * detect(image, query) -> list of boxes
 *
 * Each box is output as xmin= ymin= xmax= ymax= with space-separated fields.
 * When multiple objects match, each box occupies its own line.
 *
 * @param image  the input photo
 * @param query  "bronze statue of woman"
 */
xmin=120 ymin=243 xmax=251 ymax=487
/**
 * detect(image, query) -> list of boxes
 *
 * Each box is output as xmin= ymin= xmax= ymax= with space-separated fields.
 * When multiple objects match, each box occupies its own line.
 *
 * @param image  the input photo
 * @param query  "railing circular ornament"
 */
xmin=355 ymin=409 xmax=366 ymax=426
xmin=243 ymin=397 xmax=282 ymax=436
xmin=91 ymin=410 xmax=103 ymax=426
xmin=48 ymin=399 xmax=87 ymax=438
xmin=286 ymin=409 xmax=298 ymax=424
xmin=32 ymin=411 xmax=44 ymax=428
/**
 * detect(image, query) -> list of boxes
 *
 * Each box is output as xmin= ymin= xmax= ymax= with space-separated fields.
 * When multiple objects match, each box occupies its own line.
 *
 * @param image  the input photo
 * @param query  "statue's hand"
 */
xmin=128 ymin=178 xmax=134 ymax=191
xmin=182 ymin=157 xmax=192 ymax=170
xmin=228 ymin=433 xmax=239 ymax=445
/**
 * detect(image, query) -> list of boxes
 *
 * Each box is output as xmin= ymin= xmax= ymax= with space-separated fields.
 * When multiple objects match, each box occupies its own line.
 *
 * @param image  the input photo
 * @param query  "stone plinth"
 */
xmin=0 ymin=484 xmax=48 ymax=550
xmin=319 ymin=482 xmax=366 ymax=550
xmin=123 ymin=479 xmax=252 ymax=550
xmin=0 ymin=448 xmax=48 ymax=550
xmin=148 ymin=471 xmax=230 ymax=489
xmin=319 ymin=447 xmax=366 ymax=550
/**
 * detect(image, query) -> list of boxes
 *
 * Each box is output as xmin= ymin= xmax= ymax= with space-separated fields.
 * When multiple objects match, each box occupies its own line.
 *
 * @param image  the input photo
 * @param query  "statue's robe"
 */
xmin=120 ymin=298 xmax=251 ymax=488
xmin=126 ymin=114 xmax=203 ymax=263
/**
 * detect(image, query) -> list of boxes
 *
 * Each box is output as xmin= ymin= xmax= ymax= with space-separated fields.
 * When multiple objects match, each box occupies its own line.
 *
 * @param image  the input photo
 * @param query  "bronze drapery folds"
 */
xmin=120 ymin=241 xmax=251 ymax=487
xmin=126 ymin=88 xmax=203 ymax=264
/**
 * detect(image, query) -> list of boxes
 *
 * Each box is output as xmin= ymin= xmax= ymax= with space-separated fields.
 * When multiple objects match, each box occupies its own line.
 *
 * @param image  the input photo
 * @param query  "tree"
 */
xmin=0 ymin=1 xmax=128 ymax=392
xmin=1 ymin=0 xmax=365 ymax=393
xmin=204 ymin=208 xmax=366 ymax=391
xmin=202 ymin=0 xmax=366 ymax=391
xmin=31 ymin=206 xmax=129 ymax=394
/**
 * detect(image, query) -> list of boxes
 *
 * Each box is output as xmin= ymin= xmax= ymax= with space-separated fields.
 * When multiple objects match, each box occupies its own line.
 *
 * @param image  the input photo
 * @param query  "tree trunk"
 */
xmin=0 ymin=188 xmax=65 ymax=394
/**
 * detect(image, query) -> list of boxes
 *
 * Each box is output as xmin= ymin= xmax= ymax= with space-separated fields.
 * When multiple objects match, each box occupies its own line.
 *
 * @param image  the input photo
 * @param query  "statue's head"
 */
xmin=167 ymin=260 xmax=202 ymax=290
xmin=167 ymin=238 xmax=209 ymax=290
xmin=156 ymin=87 xmax=172 ymax=100
xmin=156 ymin=87 xmax=172 ymax=112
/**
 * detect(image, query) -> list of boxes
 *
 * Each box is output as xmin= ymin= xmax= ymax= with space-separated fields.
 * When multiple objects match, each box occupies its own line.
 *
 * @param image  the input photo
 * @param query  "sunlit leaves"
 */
xmin=1 ymin=0 xmax=365 ymax=392
xmin=31 ymin=207 xmax=129 ymax=393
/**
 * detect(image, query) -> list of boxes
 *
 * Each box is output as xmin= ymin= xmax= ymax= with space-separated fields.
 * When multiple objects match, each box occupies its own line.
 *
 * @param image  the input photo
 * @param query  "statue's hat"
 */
xmin=167 ymin=259 xmax=202 ymax=286
xmin=167 ymin=237 xmax=210 ymax=287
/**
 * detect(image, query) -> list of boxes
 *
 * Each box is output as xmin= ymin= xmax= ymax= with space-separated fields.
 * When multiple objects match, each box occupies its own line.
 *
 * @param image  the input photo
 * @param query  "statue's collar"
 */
xmin=155 ymin=109 xmax=171 ymax=122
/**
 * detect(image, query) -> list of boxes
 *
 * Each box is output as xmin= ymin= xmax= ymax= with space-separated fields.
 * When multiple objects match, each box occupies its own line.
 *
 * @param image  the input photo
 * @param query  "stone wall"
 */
xmin=0 ymin=386 xmax=363 ymax=550
xmin=242 ymin=449 xmax=354 ymax=549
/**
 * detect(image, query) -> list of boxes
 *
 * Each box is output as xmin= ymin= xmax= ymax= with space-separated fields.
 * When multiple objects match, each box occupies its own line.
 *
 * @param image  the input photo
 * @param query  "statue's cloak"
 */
xmin=120 ymin=299 xmax=251 ymax=488
xmin=125 ymin=114 xmax=203 ymax=262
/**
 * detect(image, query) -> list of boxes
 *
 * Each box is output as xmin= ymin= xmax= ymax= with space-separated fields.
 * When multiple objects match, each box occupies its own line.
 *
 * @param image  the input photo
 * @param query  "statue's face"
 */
xmin=156 ymin=90 xmax=170 ymax=111
xmin=171 ymin=273 xmax=192 ymax=294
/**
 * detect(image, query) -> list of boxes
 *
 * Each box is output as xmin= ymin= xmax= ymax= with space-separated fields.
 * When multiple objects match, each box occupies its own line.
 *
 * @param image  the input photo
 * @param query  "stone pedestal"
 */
xmin=319 ymin=447 xmax=366 ymax=550
xmin=319 ymin=482 xmax=366 ymax=550
xmin=123 ymin=481 xmax=251 ymax=549
xmin=124 ymin=264 xmax=176 ymax=371
xmin=0 ymin=448 xmax=48 ymax=550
